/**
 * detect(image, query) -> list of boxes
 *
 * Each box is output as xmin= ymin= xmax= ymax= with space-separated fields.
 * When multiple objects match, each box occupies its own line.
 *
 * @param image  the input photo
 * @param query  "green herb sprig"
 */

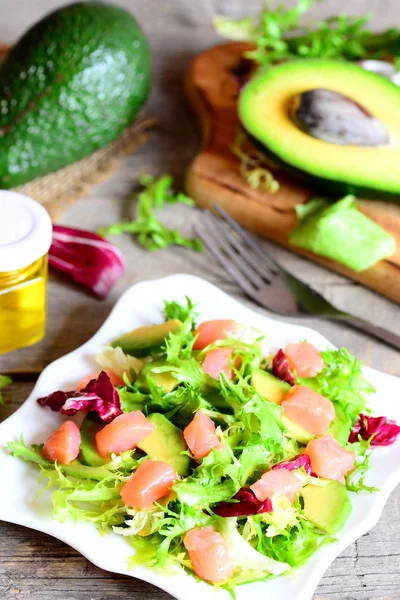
xmin=99 ymin=174 xmax=203 ymax=252
xmin=214 ymin=0 xmax=400 ymax=68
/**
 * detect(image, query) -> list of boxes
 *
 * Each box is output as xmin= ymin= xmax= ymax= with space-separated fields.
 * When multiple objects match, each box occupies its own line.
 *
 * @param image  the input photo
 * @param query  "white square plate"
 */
xmin=1 ymin=274 xmax=399 ymax=600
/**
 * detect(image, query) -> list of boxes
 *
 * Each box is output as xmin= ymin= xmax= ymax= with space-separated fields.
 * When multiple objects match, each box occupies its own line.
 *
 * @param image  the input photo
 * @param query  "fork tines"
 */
xmin=193 ymin=205 xmax=279 ymax=295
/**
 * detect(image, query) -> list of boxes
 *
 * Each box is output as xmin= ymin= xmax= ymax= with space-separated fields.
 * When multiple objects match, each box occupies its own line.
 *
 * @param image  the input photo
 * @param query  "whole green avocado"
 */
xmin=0 ymin=1 xmax=151 ymax=188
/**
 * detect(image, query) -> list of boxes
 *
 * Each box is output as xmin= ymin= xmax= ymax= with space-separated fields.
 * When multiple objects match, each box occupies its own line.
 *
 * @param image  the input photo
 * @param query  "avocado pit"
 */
xmin=293 ymin=88 xmax=389 ymax=146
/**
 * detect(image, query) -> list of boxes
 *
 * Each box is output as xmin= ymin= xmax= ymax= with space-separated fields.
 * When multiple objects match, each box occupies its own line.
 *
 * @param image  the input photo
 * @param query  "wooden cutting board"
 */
xmin=184 ymin=42 xmax=400 ymax=304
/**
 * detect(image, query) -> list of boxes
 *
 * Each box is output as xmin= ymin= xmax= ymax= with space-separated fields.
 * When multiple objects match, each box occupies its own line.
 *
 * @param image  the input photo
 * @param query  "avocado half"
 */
xmin=239 ymin=59 xmax=400 ymax=200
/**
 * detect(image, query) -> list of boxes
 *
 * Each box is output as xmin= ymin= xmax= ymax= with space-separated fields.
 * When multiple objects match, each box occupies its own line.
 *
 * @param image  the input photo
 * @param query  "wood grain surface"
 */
xmin=1 ymin=2 xmax=400 ymax=600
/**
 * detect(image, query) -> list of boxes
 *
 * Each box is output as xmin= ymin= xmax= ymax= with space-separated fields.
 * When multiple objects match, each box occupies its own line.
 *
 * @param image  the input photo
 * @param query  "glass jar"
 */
xmin=0 ymin=192 xmax=52 ymax=354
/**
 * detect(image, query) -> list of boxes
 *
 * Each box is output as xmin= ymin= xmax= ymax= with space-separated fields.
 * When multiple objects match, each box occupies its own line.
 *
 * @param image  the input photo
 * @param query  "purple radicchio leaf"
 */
xmin=349 ymin=413 xmax=400 ymax=447
xmin=272 ymin=348 xmax=295 ymax=384
xmin=49 ymin=225 xmax=124 ymax=299
xmin=37 ymin=371 xmax=122 ymax=422
xmin=212 ymin=488 xmax=273 ymax=518
xmin=271 ymin=453 xmax=312 ymax=475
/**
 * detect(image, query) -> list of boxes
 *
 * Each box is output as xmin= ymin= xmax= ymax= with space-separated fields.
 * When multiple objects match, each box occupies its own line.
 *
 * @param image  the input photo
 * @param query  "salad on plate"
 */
xmin=7 ymin=297 xmax=400 ymax=594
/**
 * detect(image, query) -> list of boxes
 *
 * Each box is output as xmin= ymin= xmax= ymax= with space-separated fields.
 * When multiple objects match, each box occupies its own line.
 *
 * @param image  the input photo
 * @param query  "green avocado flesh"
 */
xmin=289 ymin=196 xmax=396 ymax=272
xmin=137 ymin=413 xmax=190 ymax=476
xmin=111 ymin=320 xmax=182 ymax=357
xmin=282 ymin=414 xmax=314 ymax=444
xmin=251 ymin=369 xmax=290 ymax=403
xmin=302 ymin=480 xmax=352 ymax=534
xmin=251 ymin=370 xmax=314 ymax=442
xmin=79 ymin=414 xmax=108 ymax=467
xmin=239 ymin=59 xmax=400 ymax=200
xmin=0 ymin=1 xmax=150 ymax=187
xmin=136 ymin=358 xmax=179 ymax=393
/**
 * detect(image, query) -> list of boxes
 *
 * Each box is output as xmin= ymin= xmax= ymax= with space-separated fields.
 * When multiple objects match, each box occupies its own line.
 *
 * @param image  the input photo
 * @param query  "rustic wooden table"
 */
xmin=1 ymin=1 xmax=400 ymax=599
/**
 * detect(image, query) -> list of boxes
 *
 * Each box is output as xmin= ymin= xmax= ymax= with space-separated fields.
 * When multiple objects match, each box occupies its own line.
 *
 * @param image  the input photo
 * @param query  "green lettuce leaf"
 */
xmin=289 ymin=196 xmax=396 ymax=272
xmin=299 ymin=347 xmax=375 ymax=422
xmin=218 ymin=517 xmax=289 ymax=585
xmin=173 ymin=479 xmax=238 ymax=508
xmin=7 ymin=438 xmax=126 ymax=480
xmin=163 ymin=297 xmax=199 ymax=326
xmin=259 ymin=506 xmax=332 ymax=567
xmin=345 ymin=438 xmax=378 ymax=493
xmin=220 ymin=376 xmax=283 ymax=452
xmin=7 ymin=438 xmax=144 ymax=529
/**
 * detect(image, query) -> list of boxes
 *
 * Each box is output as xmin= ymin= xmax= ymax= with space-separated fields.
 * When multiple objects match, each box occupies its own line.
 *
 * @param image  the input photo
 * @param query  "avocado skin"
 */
xmin=0 ymin=1 xmax=151 ymax=187
xmin=79 ymin=413 xmax=108 ymax=467
xmin=249 ymin=134 xmax=400 ymax=202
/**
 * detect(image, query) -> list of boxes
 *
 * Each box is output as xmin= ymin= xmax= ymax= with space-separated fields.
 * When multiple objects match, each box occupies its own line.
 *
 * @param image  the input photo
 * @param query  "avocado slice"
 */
xmin=79 ymin=414 xmax=108 ymax=467
xmin=282 ymin=414 xmax=314 ymax=444
xmin=111 ymin=320 xmax=182 ymax=357
xmin=302 ymin=480 xmax=352 ymax=534
xmin=136 ymin=413 xmax=190 ymax=476
xmin=0 ymin=2 xmax=151 ymax=188
xmin=252 ymin=369 xmax=290 ymax=404
xmin=136 ymin=358 xmax=179 ymax=393
xmin=239 ymin=59 xmax=400 ymax=200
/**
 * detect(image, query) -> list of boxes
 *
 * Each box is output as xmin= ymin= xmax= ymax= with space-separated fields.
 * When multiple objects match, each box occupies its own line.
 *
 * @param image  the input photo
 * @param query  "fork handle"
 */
xmin=333 ymin=316 xmax=400 ymax=351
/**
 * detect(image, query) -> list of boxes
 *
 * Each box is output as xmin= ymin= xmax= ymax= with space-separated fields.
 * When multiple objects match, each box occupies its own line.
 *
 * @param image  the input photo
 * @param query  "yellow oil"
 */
xmin=0 ymin=255 xmax=48 ymax=354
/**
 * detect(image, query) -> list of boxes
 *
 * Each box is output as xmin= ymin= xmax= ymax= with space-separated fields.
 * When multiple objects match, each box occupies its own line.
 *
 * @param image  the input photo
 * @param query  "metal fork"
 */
xmin=193 ymin=206 xmax=400 ymax=351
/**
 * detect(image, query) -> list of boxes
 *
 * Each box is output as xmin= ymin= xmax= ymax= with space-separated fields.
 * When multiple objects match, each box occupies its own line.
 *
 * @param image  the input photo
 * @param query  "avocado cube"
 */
xmin=136 ymin=358 xmax=179 ymax=393
xmin=111 ymin=319 xmax=182 ymax=357
xmin=302 ymin=480 xmax=352 ymax=534
xmin=79 ymin=414 xmax=108 ymax=467
xmin=282 ymin=414 xmax=314 ymax=444
xmin=137 ymin=413 xmax=190 ymax=476
xmin=252 ymin=369 xmax=290 ymax=404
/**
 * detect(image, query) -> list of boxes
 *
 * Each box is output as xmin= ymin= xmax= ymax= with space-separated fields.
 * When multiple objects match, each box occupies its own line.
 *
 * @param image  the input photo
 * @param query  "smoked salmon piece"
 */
xmin=201 ymin=347 xmax=237 ymax=380
xmin=305 ymin=434 xmax=356 ymax=483
xmin=193 ymin=320 xmax=237 ymax=350
xmin=120 ymin=459 xmax=177 ymax=508
xmin=77 ymin=369 xmax=125 ymax=391
xmin=183 ymin=410 xmax=220 ymax=459
xmin=281 ymin=385 xmax=335 ymax=436
xmin=42 ymin=420 xmax=81 ymax=465
xmin=285 ymin=342 xmax=325 ymax=378
xmin=95 ymin=411 xmax=155 ymax=457
xmin=184 ymin=526 xmax=234 ymax=583
xmin=250 ymin=468 xmax=303 ymax=504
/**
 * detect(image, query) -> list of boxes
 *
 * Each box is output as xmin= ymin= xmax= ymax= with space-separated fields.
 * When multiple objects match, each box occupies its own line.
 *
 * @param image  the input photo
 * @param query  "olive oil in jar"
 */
xmin=0 ymin=192 xmax=52 ymax=354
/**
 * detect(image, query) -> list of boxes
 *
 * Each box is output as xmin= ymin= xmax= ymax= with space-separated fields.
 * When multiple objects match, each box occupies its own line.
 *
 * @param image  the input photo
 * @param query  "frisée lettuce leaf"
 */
xmin=299 ymin=347 xmax=375 ymax=422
